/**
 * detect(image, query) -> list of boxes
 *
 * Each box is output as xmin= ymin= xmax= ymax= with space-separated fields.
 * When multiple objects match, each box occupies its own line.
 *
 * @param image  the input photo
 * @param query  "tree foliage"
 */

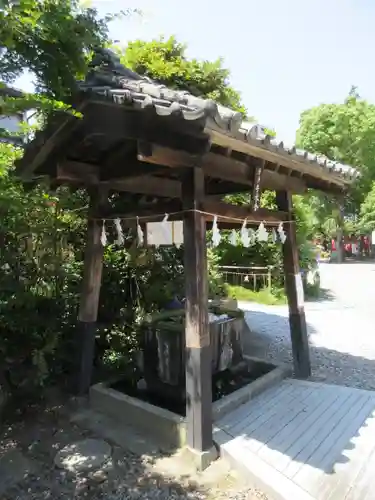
xmin=0 ymin=0 xmax=135 ymax=98
xmin=297 ymin=91 xmax=375 ymax=201
xmin=116 ymin=36 xmax=249 ymax=117
xmin=358 ymin=182 xmax=375 ymax=233
xmin=295 ymin=90 xmax=375 ymax=237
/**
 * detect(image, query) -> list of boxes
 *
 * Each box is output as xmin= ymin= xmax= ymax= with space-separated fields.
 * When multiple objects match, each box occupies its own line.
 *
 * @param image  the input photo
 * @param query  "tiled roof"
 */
xmin=77 ymin=49 xmax=358 ymax=183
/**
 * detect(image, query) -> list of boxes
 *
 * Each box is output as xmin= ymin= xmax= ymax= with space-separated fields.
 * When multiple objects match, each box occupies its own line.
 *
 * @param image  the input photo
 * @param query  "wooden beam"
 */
xmin=202 ymin=201 xmax=287 ymax=223
xmin=57 ymin=161 xmax=182 ymax=198
xmin=138 ymin=144 xmax=306 ymax=193
xmin=103 ymin=165 xmax=169 ymax=182
xmin=57 ymin=150 xmax=304 ymax=199
xmin=83 ymin=102 xmax=209 ymax=155
xmin=98 ymin=199 xmax=287 ymax=225
xmin=58 ymin=160 xmax=172 ymax=184
xmin=205 ymin=181 xmax=251 ymax=197
xmin=58 ymin=160 xmax=256 ymax=201
xmin=100 ymin=141 xmax=169 ymax=181
xmin=17 ymin=111 xmax=82 ymax=179
xmin=76 ymin=188 xmax=106 ymax=394
xmin=276 ymin=191 xmax=311 ymax=379
xmin=101 ymin=142 xmax=132 ymax=180
xmin=208 ymin=129 xmax=346 ymax=189
xmin=182 ymin=168 xmax=215 ymax=466
xmin=96 ymin=201 xmax=182 ymax=220
xmin=108 ymin=176 xmax=181 ymax=198
xmin=57 ymin=161 xmax=99 ymax=184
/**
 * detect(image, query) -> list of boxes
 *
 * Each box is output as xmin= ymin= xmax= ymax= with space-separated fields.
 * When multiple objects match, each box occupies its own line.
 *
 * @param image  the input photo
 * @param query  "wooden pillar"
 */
xmin=76 ymin=190 xmax=105 ymax=394
xmin=250 ymin=158 xmax=265 ymax=211
xmin=182 ymin=168 xmax=215 ymax=467
xmin=276 ymin=191 xmax=311 ymax=379
xmin=336 ymin=202 xmax=345 ymax=263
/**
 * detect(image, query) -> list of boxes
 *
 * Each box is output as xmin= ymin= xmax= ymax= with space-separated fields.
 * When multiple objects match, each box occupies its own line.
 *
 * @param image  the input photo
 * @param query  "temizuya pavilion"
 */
xmin=15 ymin=49 xmax=357 ymax=467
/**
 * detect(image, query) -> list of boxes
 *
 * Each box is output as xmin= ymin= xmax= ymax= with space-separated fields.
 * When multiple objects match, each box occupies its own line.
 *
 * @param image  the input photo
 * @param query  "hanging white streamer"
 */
xmin=257 ymin=222 xmax=269 ymax=242
xmin=212 ymin=216 xmax=221 ymax=247
xmin=161 ymin=213 xmax=170 ymax=242
xmin=137 ymin=217 xmax=144 ymax=246
xmin=229 ymin=229 xmax=237 ymax=246
xmin=240 ymin=219 xmax=250 ymax=247
xmin=100 ymin=220 xmax=107 ymax=246
xmin=249 ymin=228 xmax=256 ymax=246
xmin=277 ymin=222 xmax=287 ymax=244
xmin=114 ymin=218 xmax=124 ymax=245
xmin=97 ymin=211 xmax=289 ymax=248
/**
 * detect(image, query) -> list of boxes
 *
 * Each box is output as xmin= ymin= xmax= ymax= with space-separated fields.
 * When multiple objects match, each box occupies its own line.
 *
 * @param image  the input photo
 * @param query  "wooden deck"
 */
xmin=214 ymin=379 xmax=375 ymax=500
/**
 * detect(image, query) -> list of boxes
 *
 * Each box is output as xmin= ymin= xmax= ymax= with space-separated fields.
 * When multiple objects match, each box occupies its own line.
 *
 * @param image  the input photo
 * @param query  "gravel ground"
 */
xmin=241 ymin=262 xmax=375 ymax=391
xmin=0 ymin=398 xmax=266 ymax=500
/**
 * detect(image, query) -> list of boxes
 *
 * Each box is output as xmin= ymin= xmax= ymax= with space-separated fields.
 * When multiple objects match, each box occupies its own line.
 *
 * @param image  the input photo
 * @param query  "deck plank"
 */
xmin=293 ymin=393 xmax=375 ymax=498
xmin=282 ymin=389 xmax=364 ymax=478
xmin=216 ymin=379 xmax=375 ymax=500
xmin=218 ymin=381 xmax=295 ymax=431
xmin=317 ymin=398 xmax=375 ymax=500
xmin=225 ymin=382 xmax=301 ymax=435
xmin=255 ymin=383 xmax=343 ymax=469
xmin=228 ymin=381 xmax=310 ymax=435
xmin=242 ymin=385 xmax=317 ymax=454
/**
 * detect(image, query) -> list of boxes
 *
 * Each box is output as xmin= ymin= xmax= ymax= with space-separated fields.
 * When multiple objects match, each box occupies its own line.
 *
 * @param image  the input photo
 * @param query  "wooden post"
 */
xmin=76 ymin=189 xmax=105 ymax=394
xmin=250 ymin=158 xmax=265 ymax=211
xmin=267 ymin=267 xmax=272 ymax=292
xmin=276 ymin=191 xmax=311 ymax=379
xmin=182 ymin=167 xmax=215 ymax=468
xmin=335 ymin=200 xmax=345 ymax=263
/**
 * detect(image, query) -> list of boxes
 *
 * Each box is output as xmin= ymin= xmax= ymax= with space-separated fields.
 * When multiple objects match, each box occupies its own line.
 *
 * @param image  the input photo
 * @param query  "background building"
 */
xmin=0 ymin=86 xmax=26 ymax=145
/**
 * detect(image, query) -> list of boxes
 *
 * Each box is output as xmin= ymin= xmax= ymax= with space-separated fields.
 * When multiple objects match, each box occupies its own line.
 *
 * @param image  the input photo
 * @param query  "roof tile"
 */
xmin=76 ymin=48 xmax=358 ymax=182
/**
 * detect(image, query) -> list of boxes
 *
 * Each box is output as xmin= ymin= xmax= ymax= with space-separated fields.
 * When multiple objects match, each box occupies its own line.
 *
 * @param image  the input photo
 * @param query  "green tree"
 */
xmin=0 ymin=0 xmax=129 ymax=400
xmin=295 ymin=90 xmax=374 ymax=249
xmin=358 ymin=182 xmax=375 ymax=233
xmin=116 ymin=36 xmax=249 ymax=116
xmin=0 ymin=0 xmax=138 ymax=124
xmin=296 ymin=90 xmax=375 ymax=200
xmin=0 ymin=0 xmax=136 ymax=98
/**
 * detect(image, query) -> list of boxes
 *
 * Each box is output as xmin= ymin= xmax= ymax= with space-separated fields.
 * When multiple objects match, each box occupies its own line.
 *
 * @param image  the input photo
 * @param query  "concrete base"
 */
xmin=89 ymin=356 xmax=290 ymax=451
xmin=213 ymin=356 xmax=291 ymax=421
xmin=183 ymin=445 xmax=219 ymax=471
xmin=90 ymin=383 xmax=186 ymax=448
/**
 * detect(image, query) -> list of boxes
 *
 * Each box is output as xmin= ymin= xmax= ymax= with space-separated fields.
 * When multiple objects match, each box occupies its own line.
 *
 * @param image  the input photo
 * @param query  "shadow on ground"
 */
xmin=0 ymin=395 xmax=224 ymax=500
xmin=305 ymin=287 xmax=335 ymax=303
xmin=237 ymin=307 xmax=375 ymax=476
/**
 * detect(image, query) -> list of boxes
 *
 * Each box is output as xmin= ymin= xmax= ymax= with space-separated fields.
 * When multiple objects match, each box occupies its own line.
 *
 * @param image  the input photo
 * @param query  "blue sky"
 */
xmin=16 ymin=0 xmax=375 ymax=144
